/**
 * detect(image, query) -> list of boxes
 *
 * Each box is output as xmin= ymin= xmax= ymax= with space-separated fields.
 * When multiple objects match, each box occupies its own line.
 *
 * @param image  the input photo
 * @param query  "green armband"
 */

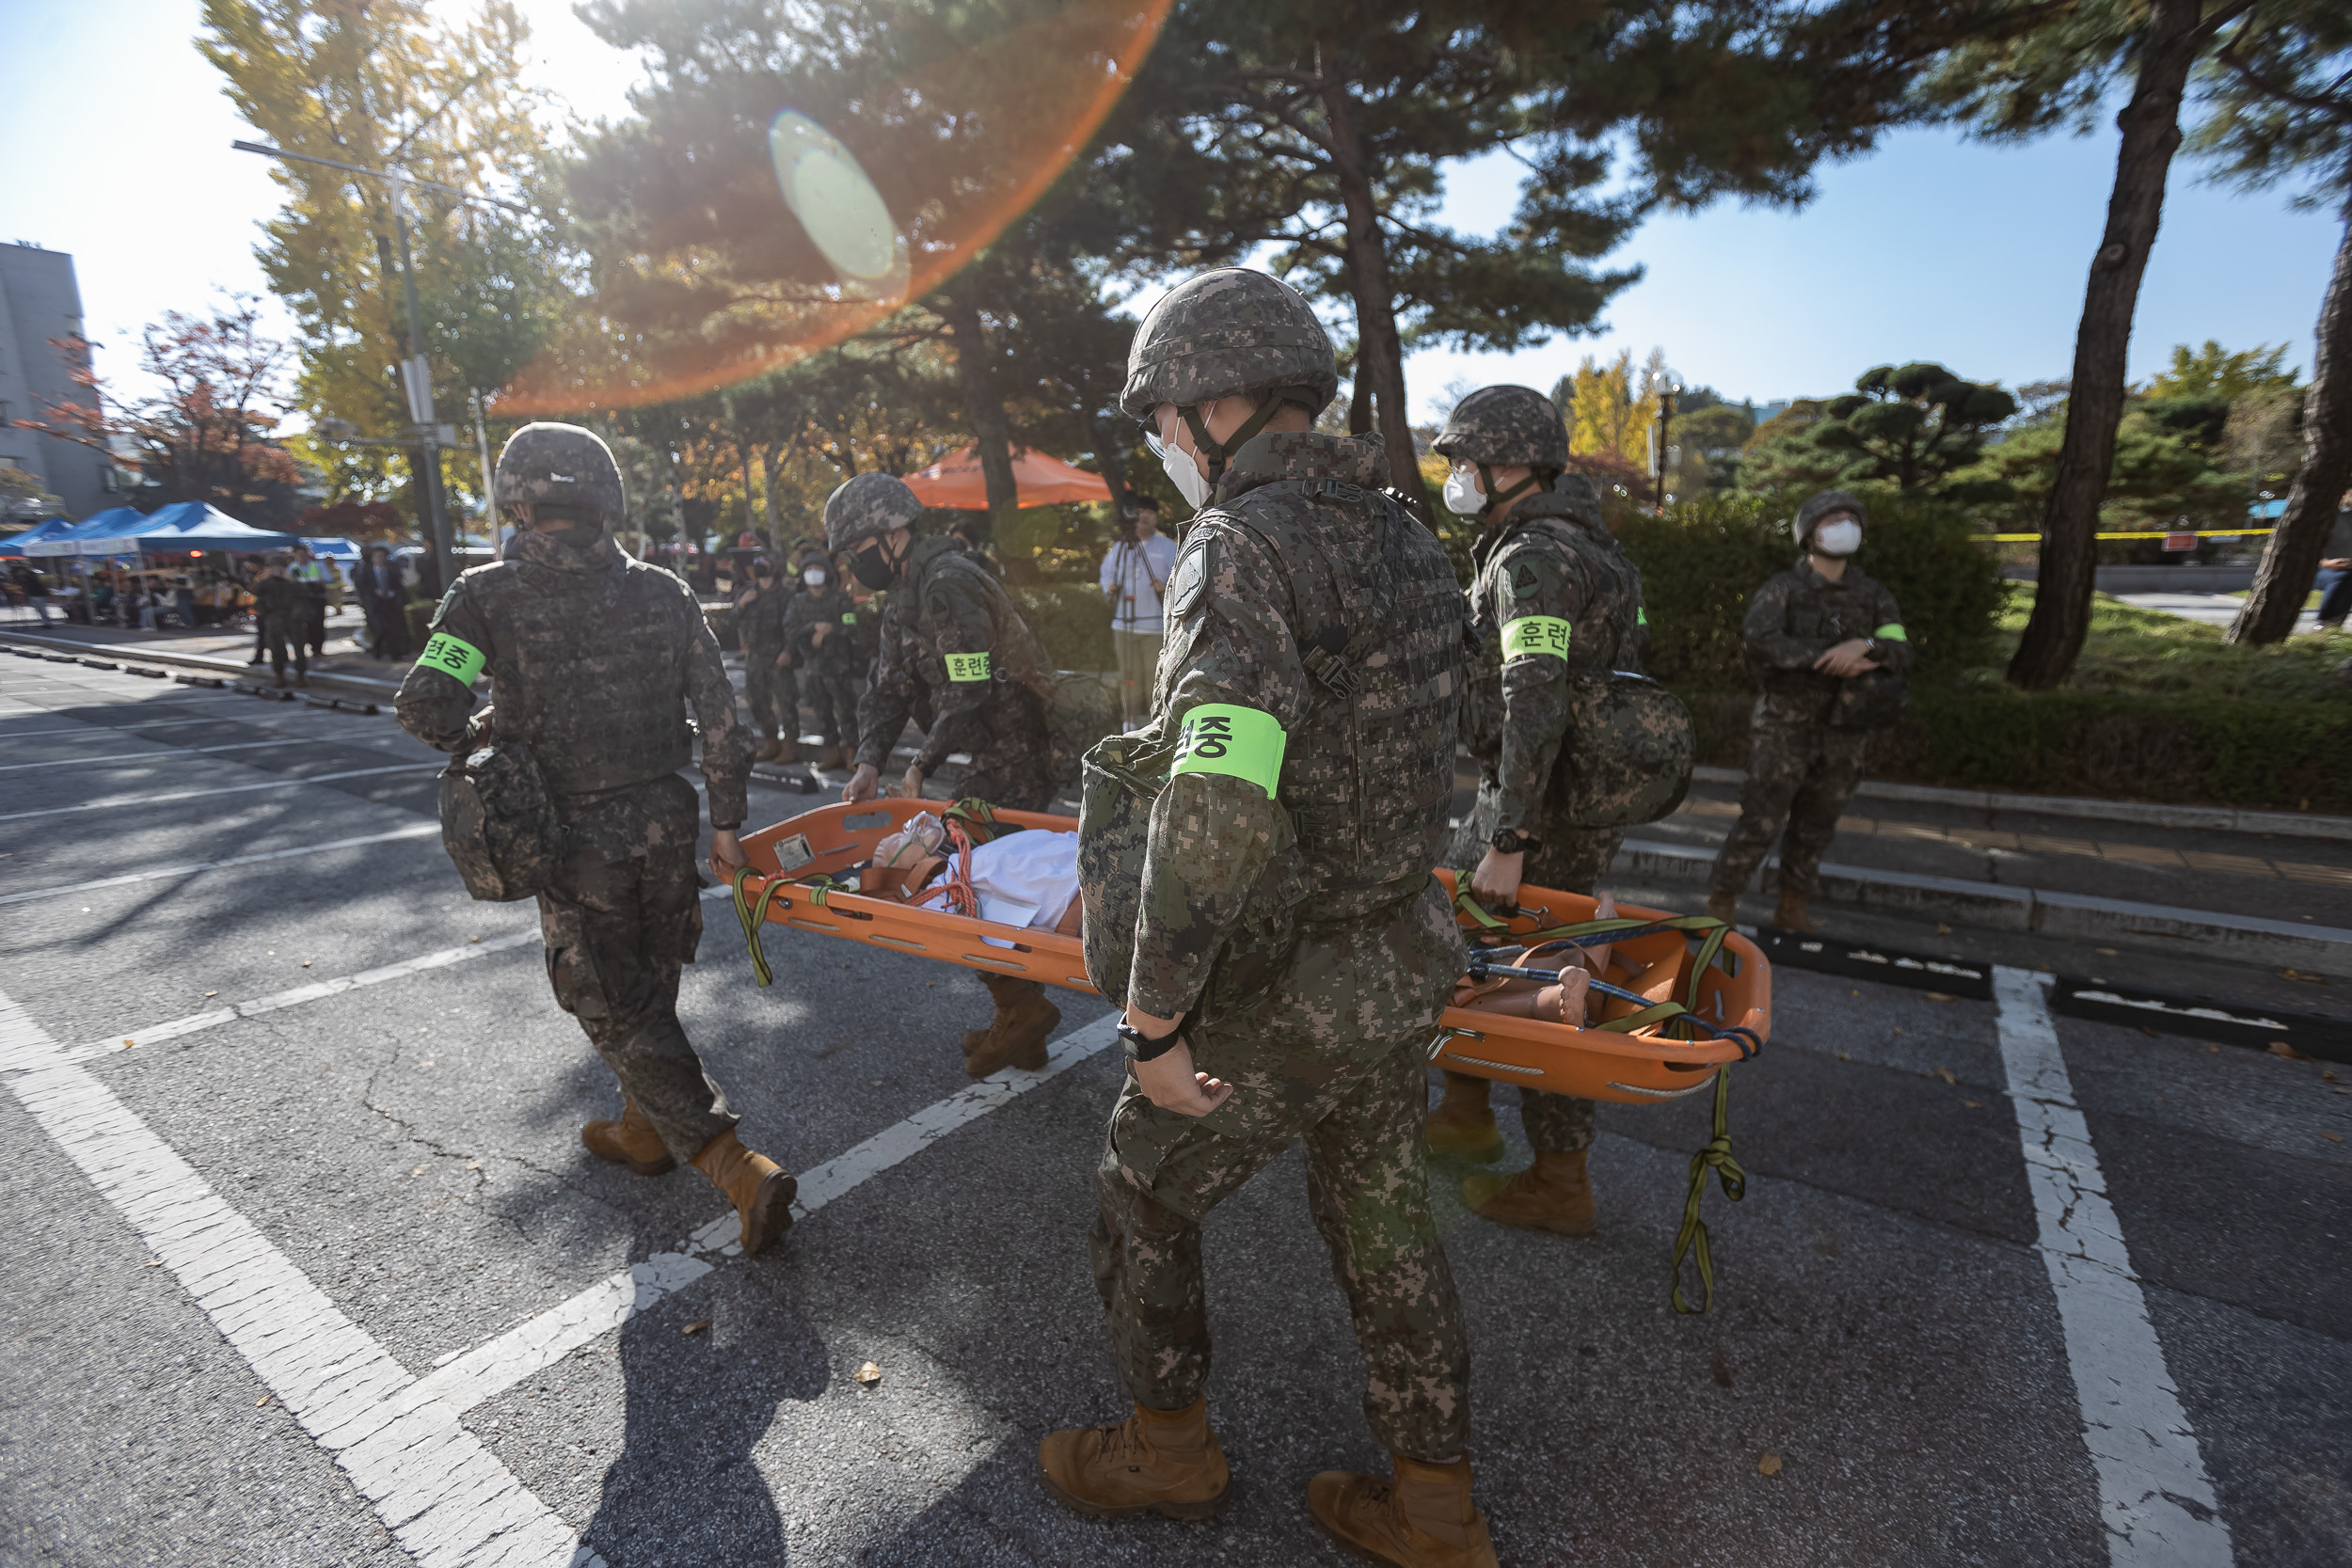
xmin=1873 ymin=624 xmax=1907 ymax=641
xmin=1637 ymin=607 xmax=1648 ymax=626
xmin=945 ymin=650 xmax=991 ymax=682
xmin=416 ymin=631 xmax=485 ymax=686
xmin=842 ymin=611 xmax=857 ymax=626
xmin=1170 ymin=703 xmax=1286 ymax=800
xmin=1500 ymin=614 xmax=1572 ymax=660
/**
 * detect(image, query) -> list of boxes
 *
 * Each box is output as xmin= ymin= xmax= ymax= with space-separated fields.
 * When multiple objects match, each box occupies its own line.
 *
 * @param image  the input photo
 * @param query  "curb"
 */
xmin=1 ymin=630 xmax=403 ymax=701
xmin=1689 ymin=764 xmax=2351 ymax=843
xmin=1613 ymin=837 xmax=2352 ymax=979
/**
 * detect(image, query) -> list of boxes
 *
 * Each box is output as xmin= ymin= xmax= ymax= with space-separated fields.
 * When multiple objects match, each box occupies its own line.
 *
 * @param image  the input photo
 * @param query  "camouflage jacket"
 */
xmin=853 ymin=533 xmax=1052 ymax=775
xmin=734 ymin=582 xmax=792 ymax=653
xmin=779 ymin=584 xmax=859 ymax=667
xmin=395 ymin=530 xmax=755 ymax=828
xmin=1129 ymin=430 xmax=1466 ymax=1019
xmin=1461 ymin=485 xmax=1646 ymax=836
xmin=1742 ymin=559 xmax=1915 ymax=724
xmin=250 ymin=576 xmax=305 ymax=625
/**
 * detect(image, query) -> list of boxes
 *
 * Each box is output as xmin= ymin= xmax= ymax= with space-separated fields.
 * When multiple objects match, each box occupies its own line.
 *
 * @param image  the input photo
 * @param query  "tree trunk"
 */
xmin=1089 ymin=405 xmax=1130 ymax=513
xmin=936 ymin=289 xmax=1020 ymax=545
xmin=2232 ymin=198 xmax=2352 ymax=643
xmin=1318 ymin=69 xmax=1428 ymax=516
xmin=2007 ymin=0 xmax=2204 ymax=689
xmin=759 ymin=444 xmax=777 ymax=536
xmin=1348 ymin=358 xmax=1373 ymax=435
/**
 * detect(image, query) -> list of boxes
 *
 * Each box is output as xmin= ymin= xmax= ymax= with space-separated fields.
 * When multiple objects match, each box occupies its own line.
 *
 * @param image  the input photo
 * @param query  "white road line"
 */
xmin=0 ymin=717 xmax=226 ymax=737
xmin=1992 ymin=967 xmax=2233 ymax=1567
xmin=0 ymin=986 xmax=595 ymax=1568
xmin=0 ymin=763 xmax=441 ymax=823
xmin=0 ymin=737 xmax=369 ymax=772
xmin=0 ymin=823 xmax=443 ymax=910
xmin=413 ymin=1013 xmax=1119 ymax=1415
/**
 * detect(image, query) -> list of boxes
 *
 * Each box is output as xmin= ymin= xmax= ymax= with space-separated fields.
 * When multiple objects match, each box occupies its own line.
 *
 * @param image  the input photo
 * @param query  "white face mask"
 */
xmin=1442 ymin=466 xmax=1484 ymax=515
xmin=1159 ymin=439 xmax=1213 ymax=510
xmin=1811 ymin=518 xmax=1864 ymax=557
xmin=803 ymin=567 xmax=826 ymax=587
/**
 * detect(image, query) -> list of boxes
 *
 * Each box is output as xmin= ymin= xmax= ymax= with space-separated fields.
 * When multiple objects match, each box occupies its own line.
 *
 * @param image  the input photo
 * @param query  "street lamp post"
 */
xmin=1656 ymin=381 xmax=1677 ymax=513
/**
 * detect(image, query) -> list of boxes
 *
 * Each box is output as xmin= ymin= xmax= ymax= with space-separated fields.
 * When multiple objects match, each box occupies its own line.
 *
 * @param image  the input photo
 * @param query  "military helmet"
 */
xmin=1120 ymin=267 xmax=1338 ymax=421
xmin=493 ymin=422 xmax=626 ymax=518
xmin=823 ymin=472 xmax=923 ymax=552
xmin=1432 ymin=385 xmax=1571 ymax=473
xmin=1795 ymin=488 xmax=1867 ymax=546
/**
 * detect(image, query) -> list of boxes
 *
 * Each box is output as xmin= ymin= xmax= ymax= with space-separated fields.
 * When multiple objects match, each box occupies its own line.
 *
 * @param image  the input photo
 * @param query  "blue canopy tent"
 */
xmin=131 ymin=502 xmax=299 ymax=556
xmin=20 ymin=508 xmax=145 ymax=557
xmin=302 ymin=536 xmax=362 ymax=559
xmin=0 ymin=517 xmax=80 ymax=559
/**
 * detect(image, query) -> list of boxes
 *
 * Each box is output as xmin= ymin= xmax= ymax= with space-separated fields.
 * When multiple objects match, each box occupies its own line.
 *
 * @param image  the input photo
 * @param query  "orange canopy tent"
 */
xmin=903 ymin=445 xmax=1112 ymax=509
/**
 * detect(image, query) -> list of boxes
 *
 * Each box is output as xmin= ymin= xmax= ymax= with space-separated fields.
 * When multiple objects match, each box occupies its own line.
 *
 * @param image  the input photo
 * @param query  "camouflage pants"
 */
xmin=746 ymin=647 xmax=798 ymax=740
xmin=537 ymin=776 xmax=737 ymax=1164
xmin=261 ymin=615 xmax=307 ymax=681
xmin=1444 ymin=791 xmax=1619 ymax=1154
xmin=1090 ymin=884 xmax=1470 ymax=1461
xmin=801 ymin=661 xmax=859 ymax=748
xmin=1710 ymin=718 xmax=1870 ymax=897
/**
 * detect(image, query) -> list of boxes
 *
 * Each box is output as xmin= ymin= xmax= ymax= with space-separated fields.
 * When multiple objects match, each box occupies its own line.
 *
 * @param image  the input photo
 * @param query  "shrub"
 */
xmin=1009 ymin=582 xmax=1115 ymax=671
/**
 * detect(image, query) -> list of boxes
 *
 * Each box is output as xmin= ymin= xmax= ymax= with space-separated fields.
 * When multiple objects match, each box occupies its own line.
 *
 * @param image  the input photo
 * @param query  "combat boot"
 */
xmin=1706 ymin=889 xmax=1739 ymax=925
xmin=1424 ymin=1072 xmax=1503 ymax=1163
xmin=580 ymin=1099 xmax=675 ymax=1177
xmin=964 ymin=973 xmax=1058 ymax=1076
xmin=755 ymin=734 xmax=784 ymax=763
xmin=1772 ymin=886 xmax=1814 ymax=932
xmin=1460 ymin=1149 xmax=1597 ymax=1237
xmin=774 ymin=736 xmax=800 ymax=765
xmin=689 ymin=1130 xmax=797 ymax=1258
xmin=1038 ymin=1398 xmax=1231 ymax=1520
xmin=818 ymin=744 xmax=847 ymax=771
xmin=1307 ymin=1454 xmax=1498 ymax=1568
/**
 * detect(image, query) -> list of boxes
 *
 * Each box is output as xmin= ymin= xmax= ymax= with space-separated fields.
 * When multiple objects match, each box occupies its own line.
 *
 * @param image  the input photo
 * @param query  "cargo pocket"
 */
xmin=538 ymin=896 xmax=612 ymax=1021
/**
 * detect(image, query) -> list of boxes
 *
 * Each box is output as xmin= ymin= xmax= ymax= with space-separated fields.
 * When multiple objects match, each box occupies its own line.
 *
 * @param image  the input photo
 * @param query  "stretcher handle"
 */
xmin=1671 ymin=1068 xmax=1747 ymax=1316
xmin=1462 ymin=958 xmax=1762 ymax=1058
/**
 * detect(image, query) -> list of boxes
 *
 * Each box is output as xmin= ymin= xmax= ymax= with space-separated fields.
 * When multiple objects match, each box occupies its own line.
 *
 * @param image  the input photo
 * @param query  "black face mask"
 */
xmin=548 ymin=519 xmax=605 ymax=552
xmin=849 ymin=540 xmax=897 ymax=590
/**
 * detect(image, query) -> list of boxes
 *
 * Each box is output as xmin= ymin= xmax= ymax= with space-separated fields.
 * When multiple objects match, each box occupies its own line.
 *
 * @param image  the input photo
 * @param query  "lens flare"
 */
xmin=497 ymin=0 xmax=1174 ymax=416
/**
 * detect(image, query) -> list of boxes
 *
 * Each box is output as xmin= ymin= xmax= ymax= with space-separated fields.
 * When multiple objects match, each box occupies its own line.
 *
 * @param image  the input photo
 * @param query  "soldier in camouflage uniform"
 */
xmin=396 ymin=422 xmax=797 ymax=1258
xmin=1426 ymin=386 xmax=1647 ymax=1241
xmin=1040 ymin=268 xmax=1497 ymax=1568
xmin=1707 ymin=488 xmax=1914 ymax=933
xmin=778 ymin=545 xmax=860 ymax=771
xmin=736 ymin=558 xmax=798 ymax=764
xmin=827 ymin=472 xmax=1068 ymax=1077
xmin=249 ymin=558 xmax=309 ymax=688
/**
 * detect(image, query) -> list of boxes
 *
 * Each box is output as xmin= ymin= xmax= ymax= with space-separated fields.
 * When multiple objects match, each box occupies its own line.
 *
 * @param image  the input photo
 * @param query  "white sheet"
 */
xmin=964 ymin=830 xmax=1080 ymax=932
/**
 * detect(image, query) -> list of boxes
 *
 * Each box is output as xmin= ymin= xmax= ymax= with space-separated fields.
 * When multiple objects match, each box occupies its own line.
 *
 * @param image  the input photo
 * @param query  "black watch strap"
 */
xmin=1490 ymin=827 xmax=1537 ymax=854
xmin=1119 ymin=1020 xmax=1184 ymax=1062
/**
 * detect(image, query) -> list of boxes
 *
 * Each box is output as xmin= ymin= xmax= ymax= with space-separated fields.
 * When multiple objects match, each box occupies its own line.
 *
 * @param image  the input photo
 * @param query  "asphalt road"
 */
xmin=1 ymin=653 xmax=2346 ymax=1568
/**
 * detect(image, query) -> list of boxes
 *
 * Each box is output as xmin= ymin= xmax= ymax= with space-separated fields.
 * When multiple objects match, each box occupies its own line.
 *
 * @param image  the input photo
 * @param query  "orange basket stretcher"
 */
xmin=736 ymin=800 xmax=1771 ymax=1106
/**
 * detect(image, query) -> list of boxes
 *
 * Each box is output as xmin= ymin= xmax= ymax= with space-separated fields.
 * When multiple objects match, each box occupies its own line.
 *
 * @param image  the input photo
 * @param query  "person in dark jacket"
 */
xmin=1707 ymin=489 xmax=1915 ymax=932
xmin=355 ymin=545 xmax=409 ymax=659
xmin=250 ymin=558 xmax=309 ymax=688
xmin=737 ymin=558 xmax=797 ymax=763
xmin=395 ymin=422 xmax=795 ymax=1258
xmin=780 ymin=546 xmax=860 ymax=770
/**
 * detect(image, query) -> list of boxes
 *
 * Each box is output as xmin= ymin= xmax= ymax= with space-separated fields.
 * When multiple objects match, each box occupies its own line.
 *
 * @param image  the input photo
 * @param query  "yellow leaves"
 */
xmin=1757 ymin=1453 xmax=1783 ymax=1477
xmin=682 ymin=1320 xmax=712 ymax=1337
xmin=853 ymin=1361 xmax=882 ymax=1386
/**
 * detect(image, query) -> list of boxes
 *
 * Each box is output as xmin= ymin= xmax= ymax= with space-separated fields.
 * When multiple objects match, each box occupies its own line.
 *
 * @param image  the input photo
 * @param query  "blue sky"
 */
xmin=3 ymin=0 xmax=2340 ymax=423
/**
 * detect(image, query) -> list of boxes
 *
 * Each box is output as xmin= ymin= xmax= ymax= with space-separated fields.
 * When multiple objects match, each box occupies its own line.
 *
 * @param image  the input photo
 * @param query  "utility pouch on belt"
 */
xmin=437 ymin=738 xmax=566 ymax=901
xmin=1551 ymin=671 xmax=1696 ymax=829
xmin=1828 ymin=669 xmax=1907 ymax=731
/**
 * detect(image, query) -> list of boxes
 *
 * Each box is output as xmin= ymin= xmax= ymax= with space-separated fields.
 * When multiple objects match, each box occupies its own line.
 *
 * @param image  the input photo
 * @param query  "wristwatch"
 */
xmin=1489 ymin=828 xmax=1537 ymax=855
xmin=1118 ymin=1019 xmax=1185 ymax=1063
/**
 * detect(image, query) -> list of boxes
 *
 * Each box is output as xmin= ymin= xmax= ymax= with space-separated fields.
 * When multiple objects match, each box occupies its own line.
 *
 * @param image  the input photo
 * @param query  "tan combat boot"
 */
xmin=1038 ymin=1398 xmax=1231 ymax=1520
xmin=1461 ymin=1149 xmax=1598 ymax=1237
xmin=580 ymin=1099 xmax=675 ymax=1177
xmin=755 ymin=734 xmax=784 ymax=763
xmin=774 ymin=735 xmax=800 ymax=765
xmin=964 ymin=973 xmax=1058 ymax=1076
xmin=1772 ymin=886 xmax=1815 ymax=933
xmin=818 ymin=744 xmax=847 ymax=771
xmin=1308 ymin=1453 xmax=1499 ymax=1568
xmin=1424 ymin=1072 xmax=1504 ymax=1163
xmin=689 ymin=1130 xmax=797 ymax=1258
xmin=1705 ymin=888 xmax=1739 ymax=925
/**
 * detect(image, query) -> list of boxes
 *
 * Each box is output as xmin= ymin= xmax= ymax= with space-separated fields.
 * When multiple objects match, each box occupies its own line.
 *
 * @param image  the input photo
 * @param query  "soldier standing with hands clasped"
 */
xmin=1041 ymin=268 xmax=1497 ymax=1568
xmin=828 ymin=473 xmax=1068 ymax=1077
xmin=1707 ymin=488 xmax=1914 ymax=933
xmin=1425 ymin=385 xmax=1647 ymax=1239
xmin=396 ymin=422 xmax=797 ymax=1257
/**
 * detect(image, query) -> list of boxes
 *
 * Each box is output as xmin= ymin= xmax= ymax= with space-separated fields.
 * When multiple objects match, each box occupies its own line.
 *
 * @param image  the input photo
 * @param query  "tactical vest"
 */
xmin=1468 ymin=512 xmax=1644 ymax=678
xmin=901 ymin=537 xmax=1056 ymax=697
xmin=449 ymin=543 xmax=705 ymax=798
xmin=1217 ymin=479 xmax=1463 ymax=922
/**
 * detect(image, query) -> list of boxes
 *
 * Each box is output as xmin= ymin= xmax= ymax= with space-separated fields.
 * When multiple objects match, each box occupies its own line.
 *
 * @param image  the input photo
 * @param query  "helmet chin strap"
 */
xmin=1180 ymin=389 xmax=1304 ymax=496
xmin=1475 ymin=462 xmax=1540 ymax=519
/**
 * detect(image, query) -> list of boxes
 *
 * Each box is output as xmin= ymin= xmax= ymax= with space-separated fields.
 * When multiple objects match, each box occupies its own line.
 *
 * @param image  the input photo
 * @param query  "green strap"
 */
xmin=1670 ymin=1068 xmax=1747 ymax=1315
xmin=731 ymin=868 xmax=784 ymax=989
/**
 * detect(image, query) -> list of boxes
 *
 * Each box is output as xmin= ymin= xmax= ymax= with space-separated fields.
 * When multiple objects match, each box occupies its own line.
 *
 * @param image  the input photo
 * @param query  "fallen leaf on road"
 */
xmin=681 ymin=1320 xmax=712 ymax=1337
xmin=469 ymin=936 xmax=482 ymax=944
xmin=1835 ymin=1052 xmax=1851 ymax=1061
xmin=854 ymin=1361 xmax=882 ymax=1386
xmin=1963 ymin=1100 xmax=1981 ymax=1109
xmin=121 ymin=1039 xmax=134 ymax=1049
xmin=1757 ymin=1454 xmax=1783 ymax=1477
xmin=2208 ymin=1045 xmax=2222 ymax=1053
xmin=256 ymin=1396 xmax=271 ymax=1408
xmin=2280 ymin=969 xmax=2328 ymax=985
xmin=1936 ymin=1067 xmax=1956 ymax=1085
xmin=1936 ymin=924 xmax=1951 ymax=936
xmin=300 ymin=961 xmax=311 ymax=969
xmin=2325 ymin=1133 xmax=2343 ymax=1144
xmin=1925 ymin=991 xmax=1956 ymax=1003
xmin=146 ymin=1259 xmax=163 ymax=1267
xmin=465 ymin=1159 xmax=482 ymax=1170
xmin=2138 ymin=1025 xmax=2159 ymax=1038
xmin=2324 ymin=1069 xmax=2341 ymax=1084
xmin=203 ymin=991 xmax=217 ymax=998
xmin=2270 ymin=1042 xmax=2308 ymax=1060
xmin=2096 ymin=948 xmax=2117 ymax=957
xmin=409 ymin=1165 xmax=426 ymax=1178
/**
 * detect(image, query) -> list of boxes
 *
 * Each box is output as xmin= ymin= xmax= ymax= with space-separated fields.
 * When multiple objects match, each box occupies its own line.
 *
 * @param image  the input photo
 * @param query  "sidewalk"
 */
xmin=0 ymin=610 xmax=405 ymax=694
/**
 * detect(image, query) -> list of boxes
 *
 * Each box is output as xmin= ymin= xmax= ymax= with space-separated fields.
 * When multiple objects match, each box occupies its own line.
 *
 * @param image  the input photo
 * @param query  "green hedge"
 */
xmin=1009 ymin=582 xmax=1116 ymax=672
xmin=1618 ymin=487 xmax=2009 ymax=687
xmin=1678 ymin=684 xmax=2352 ymax=814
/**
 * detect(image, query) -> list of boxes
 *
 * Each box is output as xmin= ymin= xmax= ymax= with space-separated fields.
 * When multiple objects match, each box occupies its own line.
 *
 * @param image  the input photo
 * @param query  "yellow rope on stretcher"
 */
xmin=1671 ymin=1068 xmax=1747 ymax=1316
xmin=731 ymin=867 xmax=785 ymax=988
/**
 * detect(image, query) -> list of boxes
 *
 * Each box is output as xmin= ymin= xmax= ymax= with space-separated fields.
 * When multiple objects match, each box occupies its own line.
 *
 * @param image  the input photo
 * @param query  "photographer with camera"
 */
xmin=1097 ymin=496 xmax=1178 ymax=724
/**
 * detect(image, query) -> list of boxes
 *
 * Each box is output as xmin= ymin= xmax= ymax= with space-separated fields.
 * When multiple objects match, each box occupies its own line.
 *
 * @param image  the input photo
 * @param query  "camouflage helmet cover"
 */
xmin=493 ymin=422 xmax=626 ymax=519
xmin=1795 ymin=488 xmax=1868 ymax=546
xmin=1431 ymin=385 xmax=1572 ymax=472
xmin=1120 ymin=267 xmax=1339 ymax=421
xmin=823 ymin=471 xmax=924 ymax=552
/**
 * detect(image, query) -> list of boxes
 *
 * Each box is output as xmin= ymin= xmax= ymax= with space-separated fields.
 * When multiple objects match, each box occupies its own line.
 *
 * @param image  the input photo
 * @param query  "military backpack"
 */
xmin=437 ymin=737 xmax=566 ymax=901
